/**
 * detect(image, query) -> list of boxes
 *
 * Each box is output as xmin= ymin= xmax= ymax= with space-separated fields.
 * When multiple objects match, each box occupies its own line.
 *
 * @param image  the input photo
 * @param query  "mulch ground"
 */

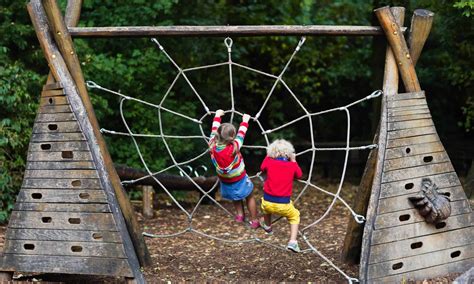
xmin=0 ymin=179 xmax=463 ymax=283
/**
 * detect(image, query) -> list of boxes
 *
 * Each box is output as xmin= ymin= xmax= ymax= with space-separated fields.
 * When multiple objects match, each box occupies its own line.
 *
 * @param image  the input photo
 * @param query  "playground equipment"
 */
xmin=0 ymin=1 xmax=472 ymax=283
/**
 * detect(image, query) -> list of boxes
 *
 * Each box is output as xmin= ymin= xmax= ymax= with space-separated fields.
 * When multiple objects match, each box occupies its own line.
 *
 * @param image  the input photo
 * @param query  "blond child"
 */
xmin=209 ymin=110 xmax=260 ymax=228
xmin=259 ymin=139 xmax=303 ymax=252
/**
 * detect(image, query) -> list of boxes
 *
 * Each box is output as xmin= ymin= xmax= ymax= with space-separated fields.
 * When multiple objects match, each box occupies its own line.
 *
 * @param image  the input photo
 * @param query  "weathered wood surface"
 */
xmin=359 ymin=7 xmax=405 ymax=279
xmin=36 ymin=112 xmax=76 ymax=122
xmin=374 ymin=258 xmax=473 ymax=283
xmin=389 ymin=113 xmax=431 ymax=122
xmin=14 ymin=203 xmax=111 ymax=213
xmin=0 ymin=255 xmax=133 ymax=277
xmin=378 ymin=186 xmax=465 ymax=214
xmin=31 ymin=133 xmax=86 ymax=142
xmin=372 ymin=213 xmax=473 ymax=245
xmin=42 ymin=82 xmax=63 ymax=90
xmin=40 ymin=96 xmax=68 ymax=106
xmin=408 ymin=9 xmax=435 ymax=66
xmin=28 ymin=151 xmax=92 ymax=161
xmin=369 ymin=227 xmax=473 ymax=264
xmin=387 ymin=118 xmax=433 ymax=131
xmin=41 ymin=89 xmax=65 ymax=97
xmin=375 ymin=200 xmax=470 ymax=229
xmin=24 ymin=169 xmax=99 ymax=179
xmin=38 ymin=0 xmax=151 ymax=268
xmin=8 ymin=211 xmax=118 ymax=231
xmin=380 ymin=172 xmax=460 ymax=198
xmin=29 ymin=141 xmax=90 ymax=152
xmin=387 ymin=125 xmax=437 ymax=139
xmin=367 ymin=243 xmax=474 ymax=279
xmin=68 ymin=25 xmax=408 ymax=38
xmin=141 ymin=185 xmax=154 ymax=219
xmin=17 ymin=189 xmax=108 ymax=203
xmin=33 ymin=121 xmax=82 ymax=133
xmin=4 ymin=240 xmax=127 ymax=258
xmin=387 ymin=99 xmax=426 ymax=108
xmin=6 ymin=228 xmax=120 ymax=243
xmin=374 ymin=6 xmax=421 ymax=92
xmin=385 ymin=141 xmax=445 ymax=159
xmin=386 ymin=134 xmax=439 ymax=148
xmin=22 ymin=178 xmax=101 ymax=189
xmin=387 ymin=91 xmax=425 ymax=101
xmin=39 ymin=105 xmax=72 ymax=113
xmin=0 ymin=272 xmax=13 ymax=281
xmin=26 ymin=161 xmax=96 ymax=170
xmin=383 ymin=151 xmax=450 ymax=171
xmin=388 ymin=107 xmax=430 ymax=117
xmin=382 ymin=161 xmax=454 ymax=183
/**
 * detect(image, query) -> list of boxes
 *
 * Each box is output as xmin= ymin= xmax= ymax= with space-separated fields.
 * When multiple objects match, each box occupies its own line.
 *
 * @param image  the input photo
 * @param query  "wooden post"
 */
xmin=408 ymin=9 xmax=434 ymax=66
xmin=375 ymin=6 xmax=421 ymax=92
xmin=341 ymin=7 xmax=405 ymax=264
xmin=38 ymin=0 xmax=151 ymax=267
xmin=0 ymin=271 xmax=13 ymax=281
xmin=141 ymin=186 xmax=155 ymax=219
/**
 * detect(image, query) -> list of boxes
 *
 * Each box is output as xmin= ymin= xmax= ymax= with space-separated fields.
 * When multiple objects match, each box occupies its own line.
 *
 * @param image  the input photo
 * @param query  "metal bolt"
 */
xmin=393 ymin=31 xmax=398 ymax=35
xmin=70 ymin=51 xmax=74 ymax=55
xmin=52 ymin=54 xmax=56 ymax=59
xmin=398 ymin=61 xmax=402 ymax=65
xmin=57 ymin=31 xmax=61 ymax=35
xmin=406 ymin=53 xmax=411 ymax=59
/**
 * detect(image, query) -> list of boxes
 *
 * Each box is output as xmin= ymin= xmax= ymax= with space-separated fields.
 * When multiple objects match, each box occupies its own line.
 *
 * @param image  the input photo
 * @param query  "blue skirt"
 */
xmin=220 ymin=175 xmax=254 ymax=201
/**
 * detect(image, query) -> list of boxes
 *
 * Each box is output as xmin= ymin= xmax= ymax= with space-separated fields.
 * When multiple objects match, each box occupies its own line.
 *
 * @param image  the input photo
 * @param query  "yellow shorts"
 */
xmin=261 ymin=198 xmax=300 ymax=225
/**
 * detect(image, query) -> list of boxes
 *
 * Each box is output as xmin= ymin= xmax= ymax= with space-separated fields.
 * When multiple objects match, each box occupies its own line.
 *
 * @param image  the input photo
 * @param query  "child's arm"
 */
xmin=290 ymin=153 xmax=303 ymax=179
xmin=210 ymin=109 xmax=224 ymax=140
xmin=235 ymin=114 xmax=250 ymax=149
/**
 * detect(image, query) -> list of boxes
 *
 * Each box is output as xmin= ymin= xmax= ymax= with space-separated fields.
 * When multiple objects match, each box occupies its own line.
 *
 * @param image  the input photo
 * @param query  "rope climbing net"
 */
xmin=86 ymin=37 xmax=382 ymax=283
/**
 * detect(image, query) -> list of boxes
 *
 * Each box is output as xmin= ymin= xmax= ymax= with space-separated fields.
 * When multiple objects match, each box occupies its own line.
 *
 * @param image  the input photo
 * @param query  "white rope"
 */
xmin=87 ymin=37 xmax=383 ymax=283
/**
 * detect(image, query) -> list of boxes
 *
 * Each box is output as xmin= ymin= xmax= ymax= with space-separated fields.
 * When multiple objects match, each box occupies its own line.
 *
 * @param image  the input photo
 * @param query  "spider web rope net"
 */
xmin=86 ymin=37 xmax=382 ymax=283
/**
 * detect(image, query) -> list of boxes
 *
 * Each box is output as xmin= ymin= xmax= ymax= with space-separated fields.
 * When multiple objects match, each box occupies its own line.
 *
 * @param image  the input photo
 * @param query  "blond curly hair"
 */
xmin=267 ymin=139 xmax=295 ymax=159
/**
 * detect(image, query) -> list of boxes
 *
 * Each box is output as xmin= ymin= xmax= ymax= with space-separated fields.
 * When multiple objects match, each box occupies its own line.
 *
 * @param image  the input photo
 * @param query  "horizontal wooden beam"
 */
xmin=69 ymin=25 xmax=407 ymax=38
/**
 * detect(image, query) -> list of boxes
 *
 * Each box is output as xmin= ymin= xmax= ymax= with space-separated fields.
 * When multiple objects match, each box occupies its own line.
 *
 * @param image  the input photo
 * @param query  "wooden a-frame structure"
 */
xmin=0 ymin=1 xmax=472 ymax=283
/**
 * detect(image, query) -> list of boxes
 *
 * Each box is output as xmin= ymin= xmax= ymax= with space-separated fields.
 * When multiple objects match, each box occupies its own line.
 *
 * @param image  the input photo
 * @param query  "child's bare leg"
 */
xmin=245 ymin=193 xmax=258 ymax=221
xmin=263 ymin=214 xmax=272 ymax=226
xmin=233 ymin=200 xmax=244 ymax=216
xmin=289 ymin=224 xmax=299 ymax=242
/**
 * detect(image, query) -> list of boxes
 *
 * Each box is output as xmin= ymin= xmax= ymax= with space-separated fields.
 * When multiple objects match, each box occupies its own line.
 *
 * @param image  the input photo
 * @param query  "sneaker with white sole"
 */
xmin=259 ymin=220 xmax=273 ymax=234
xmin=287 ymin=241 xmax=300 ymax=253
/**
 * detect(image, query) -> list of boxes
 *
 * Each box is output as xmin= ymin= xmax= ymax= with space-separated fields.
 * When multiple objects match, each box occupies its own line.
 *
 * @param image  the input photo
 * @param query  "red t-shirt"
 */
xmin=260 ymin=156 xmax=303 ymax=198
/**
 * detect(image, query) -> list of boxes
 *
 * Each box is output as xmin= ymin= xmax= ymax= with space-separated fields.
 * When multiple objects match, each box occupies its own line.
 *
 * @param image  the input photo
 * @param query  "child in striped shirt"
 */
xmin=209 ymin=109 xmax=259 ymax=228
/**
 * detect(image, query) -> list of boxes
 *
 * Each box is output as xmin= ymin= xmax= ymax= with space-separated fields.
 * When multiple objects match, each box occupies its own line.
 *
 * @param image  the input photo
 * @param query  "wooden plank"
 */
xmin=26 ymin=161 xmax=96 ymax=170
xmin=387 ymin=91 xmax=425 ymax=101
xmin=371 ymin=213 xmax=473 ymax=245
xmin=387 ymin=99 xmax=426 ymax=109
xmin=385 ymin=141 xmax=444 ymax=159
xmin=387 ymin=118 xmax=433 ymax=131
xmin=38 ymin=105 xmax=72 ymax=113
xmin=42 ymin=82 xmax=63 ymax=90
xmin=41 ymin=89 xmax=65 ymax=97
xmin=3 ymin=240 xmax=126 ymax=258
xmin=382 ymin=162 xmax=454 ymax=183
xmin=8 ymin=211 xmax=118 ymax=231
xmin=33 ymin=121 xmax=81 ymax=133
xmin=40 ymin=96 xmax=68 ymax=106
xmin=28 ymin=151 xmax=92 ymax=161
xmin=14 ymin=203 xmax=110 ymax=213
xmin=380 ymin=172 xmax=460 ymax=198
xmin=17 ymin=189 xmax=107 ymax=203
xmin=6 ymin=228 xmax=121 ymax=243
xmin=383 ymin=151 xmax=450 ymax=172
xmin=408 ymin=9 xmax=435 ymax=66
xmin=369 ymin=227 xmax=473 ymax=264
xmin=372 ymin=258 xmax=473 ymax=283
xmin=31 ymin=133 xmax=85 ymax=142
xmin=387 ymin=125 xmax=437 ymax=139
xmin=22 ymin=178 xmax=101 ymax=189
xmin=68 ymin=25 xmax=405 ymax=38
xmin=367 ymin=243 xmax=474 ymax=279
xmin=378 ymin=186 xmax=465 ymax=214
xmin=29 ymin=141 xmax=90 ymax=152
xmin=389 ymin=113 xmax=431 ymax=122
xmin=36 ymin=112 xmax=76 ymax=122
xmin=388 ymin=107 xmax=430 ymax=117
xmin=0 ymin=254 xmax=133 ymax=277
xmin=387 ymin=134 xmax=439 ymax=148
xmin=24 ymin=169 xmax=99 ymax=179
xmin=375 ymin=199 xmax=470 ymax=229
